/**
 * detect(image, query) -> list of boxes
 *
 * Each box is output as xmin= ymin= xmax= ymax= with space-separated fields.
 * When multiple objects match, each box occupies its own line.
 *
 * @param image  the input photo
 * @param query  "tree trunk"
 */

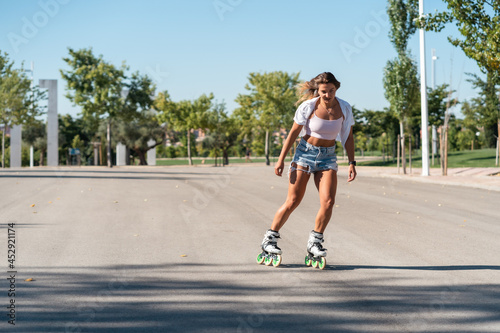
xmin=444 ymin=126 xmax=448 ymax=176
xmin=187 ymin=129 xmax=192 ymax=166
xmin=137 ymin=150 xmax=147 ymax=165
xmin=100 ymin=141 xmax=103 ymax=166
xmin=440 ymin=126 xmax=448 ymax=176
xmin=496 ymin=136 xmax=499 ymax=167
xmin=265 ymin=130 xmax=270 ymax=166
xmin=409 ymin=135 xmax=412 ymax=175
xmin=397 ymin=134 xmax=400 ymax=174
xmin=223 ymin=149 xmax=229 ymax=165
xmin=107 ymin=119 xmax=112 ymax=168
xmin=40 ymin=149 xmax=45 ymax=166
xmin=1 ymin=125 xmax=5 ymax=168
xmin=399 ymin=121 xmax=406 ymax=174
xmin=439 ymin=127 xmax=444 ymax=175
xmin=497 ymin=92 xmax=500 ymax=166
xmin=497 ymin=117 xmax=499 ymax=166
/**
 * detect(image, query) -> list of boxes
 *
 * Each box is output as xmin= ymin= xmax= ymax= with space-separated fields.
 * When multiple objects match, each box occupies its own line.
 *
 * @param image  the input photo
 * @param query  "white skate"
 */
xmin=256 ymin=229 xmax=282 ymax=267
xmin=305 ymin=230 xmax=327 ymax=269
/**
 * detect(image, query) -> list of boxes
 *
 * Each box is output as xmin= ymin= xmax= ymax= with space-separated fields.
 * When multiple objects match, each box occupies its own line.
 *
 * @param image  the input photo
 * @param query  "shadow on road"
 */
xmin=14 ymin=262 xmax=500 ymax=332
xmin=0 ymin=168 xmax=222 ymax=181
xmin=330 ymin=264 xmax=500 ymax=271
xmin=0 ymin=174 xmax=196 ymax=181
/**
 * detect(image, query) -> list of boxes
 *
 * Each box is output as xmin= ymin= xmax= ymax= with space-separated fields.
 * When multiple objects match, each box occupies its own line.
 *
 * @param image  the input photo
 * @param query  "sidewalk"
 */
xmin=359 ymin=166 xmax=500 ymax=192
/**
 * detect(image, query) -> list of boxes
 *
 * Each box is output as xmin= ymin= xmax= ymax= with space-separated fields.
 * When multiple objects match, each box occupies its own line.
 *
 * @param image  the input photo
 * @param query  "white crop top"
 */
xmin=304 ymin=112 xmax=343 ymax=140
xmin=293 ymin=96 xmax=354 ymax=147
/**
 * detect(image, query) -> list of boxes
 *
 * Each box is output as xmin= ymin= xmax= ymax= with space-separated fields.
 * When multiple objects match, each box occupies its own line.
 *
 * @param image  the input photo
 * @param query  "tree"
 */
xmin=235 ymin=71 xmax=300 ymax=165
xmin=122 ymin=72 xmax=156 ymax=121
xmin=354 ymin=108 xmax=399 ymax=156
xmin=383 ymin=53 xmax=420 ymax=172
xmin=23 ymin=119 xmax=45 ymax=166
xmin=111 ymin=114 xmax=165 ymax=165
xmin=417 ymin=0 xmax=500 ymax=158
xmin=204 ymin=101 xmax=240 ymax=165
xmin=232 ymin=97 xmax=260 ymax=157
xmin=387 ymin=0 xmax=419 ymax=56
xmin=427 ymin=84 xmax=451 ymax=127
xmin=467 ymin=73 xmax=499 ymax=148
xmin=61 ymin=48 xmax=127 ymax=168
xmin=155 ymin=92 xmax=214 ymax=165
xmin=384 ymin=0 xmax=420 ymax=174
xmin=458 ymin=101 xmax=482 ymax=150
xmin=0 ymin=51 xmax=45 ymax=168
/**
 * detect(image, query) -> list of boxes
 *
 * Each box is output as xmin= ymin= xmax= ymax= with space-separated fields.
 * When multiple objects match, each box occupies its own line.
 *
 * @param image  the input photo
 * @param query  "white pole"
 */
xmin=419 ymin=0 xmax=430 ymax=176
xmin=30 ymin=61 xmax=34 ymax=168
xmin=30 ymin=145 xmax=34 ymax=167
xmin=431 ymin=48 xmax=437 ymax=89
xmin=432 ymin=125 xmax=437 ymax=166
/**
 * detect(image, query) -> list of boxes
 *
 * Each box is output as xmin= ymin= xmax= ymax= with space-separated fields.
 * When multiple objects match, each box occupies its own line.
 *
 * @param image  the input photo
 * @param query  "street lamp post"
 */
xmin=431 ymin=49 xmax=438 ymax=166
xmin=431 ymin=49 xmax=437 ymax=90
xmin=24 ymin=61 xmax=34 ymax=168
xmin=419 ymin=0 xmax=430 ymax=176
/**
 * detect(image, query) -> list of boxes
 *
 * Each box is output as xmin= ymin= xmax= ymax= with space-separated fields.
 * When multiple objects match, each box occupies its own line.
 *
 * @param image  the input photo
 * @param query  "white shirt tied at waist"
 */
xmin=293 ymin=96 xmax=355 ymax=147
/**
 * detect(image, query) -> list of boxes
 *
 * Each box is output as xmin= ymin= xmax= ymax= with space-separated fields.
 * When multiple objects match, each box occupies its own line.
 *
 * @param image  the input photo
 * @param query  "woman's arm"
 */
xmin=344 ymin=126 xmax=357 ymax=182
xmin=275 ymin=122 xmax=303 ymax=176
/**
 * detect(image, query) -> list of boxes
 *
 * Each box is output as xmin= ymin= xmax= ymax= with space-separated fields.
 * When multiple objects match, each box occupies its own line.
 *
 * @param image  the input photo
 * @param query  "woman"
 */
xmin=257 ymin=72 xmax=357 ymax=269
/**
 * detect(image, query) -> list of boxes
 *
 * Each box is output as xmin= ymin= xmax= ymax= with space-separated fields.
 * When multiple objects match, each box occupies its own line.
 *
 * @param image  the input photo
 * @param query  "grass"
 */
xmin=155 ymin=149 xmax=498 ymax=168
xmin=356 ymin=148 xmax=498 ymax=168
xmin=156 ymin=156 xmax=293 ymax=166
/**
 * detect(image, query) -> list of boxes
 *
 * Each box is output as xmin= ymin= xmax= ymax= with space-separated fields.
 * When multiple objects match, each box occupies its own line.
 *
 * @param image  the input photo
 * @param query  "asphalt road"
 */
xmin=1 ymin=165 xmax=499 ymax=332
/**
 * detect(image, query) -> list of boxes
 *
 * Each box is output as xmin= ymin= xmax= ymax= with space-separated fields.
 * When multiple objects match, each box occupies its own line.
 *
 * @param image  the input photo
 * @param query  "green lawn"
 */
xmin=156 ymin=149 xmax=498 ymax=168
xmin=354 ymin=148 xmax=498 ymax=168
xmin=156 ymin=156 xmax=292 ymax=166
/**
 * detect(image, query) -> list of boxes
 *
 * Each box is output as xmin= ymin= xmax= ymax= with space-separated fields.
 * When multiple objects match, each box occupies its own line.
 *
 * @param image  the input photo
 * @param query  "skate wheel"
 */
xmin=312 ymin=259 xmax=319 ymax=268
xmin=272 ymin=254 xmax=282 ymax=267
xmin=305 ymin=255 xmax=312 ymax=267
xmin=318 ymin=257 xmax=326 ymax=270
xmin=256 ymin=253 xmax=265 ymax=265
xmin=264 ymin=256 xmax=273 ymax=266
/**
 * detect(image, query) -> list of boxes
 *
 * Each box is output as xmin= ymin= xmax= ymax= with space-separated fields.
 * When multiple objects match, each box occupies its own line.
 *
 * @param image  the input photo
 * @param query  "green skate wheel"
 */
xmin=264 ymin=256 xmax=273 ymax=266
xmin=256 ymin=253 xmax=265 ymax=264
xmin=318 ymin=257 xmax=326 ymax=270
xmin=272 ymin=254 xmax=282 ymax=267
xmin=312 ymin=259 xmax=319 ymax=268
xmin=305 ymin=255 xmax=312 ymax=267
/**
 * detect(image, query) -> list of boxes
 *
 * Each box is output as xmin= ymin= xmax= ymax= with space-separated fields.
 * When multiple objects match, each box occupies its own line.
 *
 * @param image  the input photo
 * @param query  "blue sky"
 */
xmin=0 ymin=0 xmax=483 ymax=119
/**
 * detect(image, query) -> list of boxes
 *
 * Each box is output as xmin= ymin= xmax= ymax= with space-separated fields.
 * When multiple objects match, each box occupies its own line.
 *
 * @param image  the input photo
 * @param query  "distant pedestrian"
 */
xmin=257 ymin=72 xmax=357 ymax=269
xmin=245 ymin=147 xmax=252 ymax=163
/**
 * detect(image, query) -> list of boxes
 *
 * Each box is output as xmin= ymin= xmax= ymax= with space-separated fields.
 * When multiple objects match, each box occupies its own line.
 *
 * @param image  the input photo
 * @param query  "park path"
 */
xmin=1 ymin=165 xmax=499 ymax=332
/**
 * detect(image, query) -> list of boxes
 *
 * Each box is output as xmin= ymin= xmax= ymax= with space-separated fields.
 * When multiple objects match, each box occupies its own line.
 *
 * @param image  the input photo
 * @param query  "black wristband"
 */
xmin=348 ymin=161 xmax=356 ymax=166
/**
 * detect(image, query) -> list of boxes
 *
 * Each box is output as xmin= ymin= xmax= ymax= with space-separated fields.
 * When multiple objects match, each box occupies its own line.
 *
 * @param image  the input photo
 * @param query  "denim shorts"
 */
xmin=289 ymin=138 xmax=338 ymax=175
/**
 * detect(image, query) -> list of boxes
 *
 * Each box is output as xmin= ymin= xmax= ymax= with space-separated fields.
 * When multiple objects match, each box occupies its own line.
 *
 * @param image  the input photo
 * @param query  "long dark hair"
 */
xmin=296 ymin=72 xmax=341 ymax=105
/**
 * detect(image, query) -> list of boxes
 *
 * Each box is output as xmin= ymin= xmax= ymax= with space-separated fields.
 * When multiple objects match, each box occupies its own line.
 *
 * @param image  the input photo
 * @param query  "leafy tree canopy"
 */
xmin=417 ymin=0 xmax=500 ymax=81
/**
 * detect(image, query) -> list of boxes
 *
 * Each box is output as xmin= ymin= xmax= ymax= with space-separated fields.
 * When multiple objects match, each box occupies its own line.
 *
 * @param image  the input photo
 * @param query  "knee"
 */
xmin=321 ymin=197 xmax=335 ymax=211
xmin=284 ymin=196 xmax=302 ymax=211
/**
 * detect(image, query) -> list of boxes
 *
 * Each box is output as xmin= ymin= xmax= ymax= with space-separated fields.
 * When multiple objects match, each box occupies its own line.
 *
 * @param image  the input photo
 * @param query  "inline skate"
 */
xmin=305 ymin=230 xmax=327 ymax=270
xmin=256 ymin=229 xmax=282 ymax=267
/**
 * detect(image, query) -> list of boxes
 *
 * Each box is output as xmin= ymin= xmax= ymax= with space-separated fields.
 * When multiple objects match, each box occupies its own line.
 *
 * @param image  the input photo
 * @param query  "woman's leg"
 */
xmin=270 ymin=164 xmax=311 ymax=231
xmin=313 ymin=169 xmax=338 ymax=233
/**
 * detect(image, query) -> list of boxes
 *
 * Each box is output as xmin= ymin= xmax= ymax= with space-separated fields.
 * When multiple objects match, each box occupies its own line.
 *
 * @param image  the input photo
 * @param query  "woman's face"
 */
xmin=318 ymin=83 xmax=336 ymax=104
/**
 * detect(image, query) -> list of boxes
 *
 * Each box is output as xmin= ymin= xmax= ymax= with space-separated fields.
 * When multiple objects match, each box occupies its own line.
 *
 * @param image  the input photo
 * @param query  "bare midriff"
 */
xmin=302 ymin=134 xmax=336 ymax=148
